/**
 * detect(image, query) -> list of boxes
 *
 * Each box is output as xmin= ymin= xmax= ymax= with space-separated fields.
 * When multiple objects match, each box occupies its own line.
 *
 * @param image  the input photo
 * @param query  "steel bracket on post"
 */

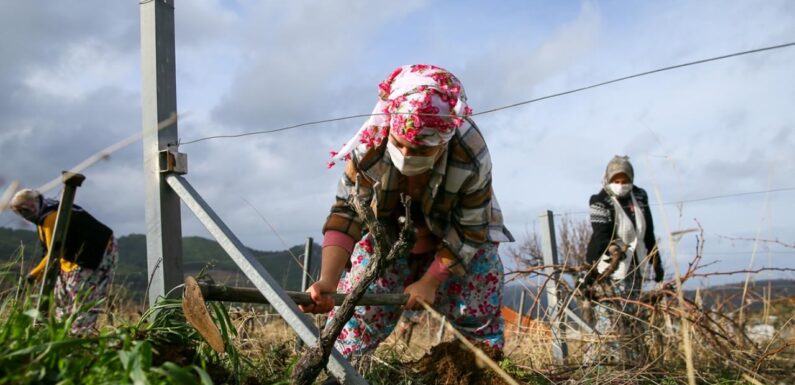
xmin=159 ymin=147 xmax=188 ymax=174
xmin=36 ymin=172 xmax=85 ymax=314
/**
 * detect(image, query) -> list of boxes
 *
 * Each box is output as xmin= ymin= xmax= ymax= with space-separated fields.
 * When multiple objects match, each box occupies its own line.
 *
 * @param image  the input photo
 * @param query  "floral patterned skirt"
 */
xmin=54 ymin=237 xmax=118 ymax=335
xmin=327 ymin=239 xmax=504 ymax=359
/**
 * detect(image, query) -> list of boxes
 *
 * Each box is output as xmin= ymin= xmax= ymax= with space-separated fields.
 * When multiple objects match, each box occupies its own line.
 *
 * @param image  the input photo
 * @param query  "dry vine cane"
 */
xmin=292 ymin=186 xmax=416 ymax=385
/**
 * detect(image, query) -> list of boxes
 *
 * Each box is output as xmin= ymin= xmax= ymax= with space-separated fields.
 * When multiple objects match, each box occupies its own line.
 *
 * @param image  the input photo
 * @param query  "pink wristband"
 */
xmin=322 ymin=230 xmax=355 ymax=254
xmin=427 ymin=257 xmax=451 ymax=283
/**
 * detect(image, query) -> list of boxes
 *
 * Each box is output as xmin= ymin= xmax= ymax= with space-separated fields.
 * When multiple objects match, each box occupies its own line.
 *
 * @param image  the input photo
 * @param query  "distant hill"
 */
xmin=0 ymin=227 xmax=321 ymax=299
xmin=5 ymin=227 xmax=790 ymax=308
xmin=503 ymin=278 xmax=795 ymax=318
xmin=685 ymin=279 xmax=795 ymax=310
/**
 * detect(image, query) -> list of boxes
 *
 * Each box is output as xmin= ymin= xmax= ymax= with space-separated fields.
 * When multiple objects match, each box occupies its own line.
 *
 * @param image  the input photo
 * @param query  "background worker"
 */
xmin=583 ymin=155 xmax=664 ymax=363
xmin=10 ymin=189 xmax=117 ymax=335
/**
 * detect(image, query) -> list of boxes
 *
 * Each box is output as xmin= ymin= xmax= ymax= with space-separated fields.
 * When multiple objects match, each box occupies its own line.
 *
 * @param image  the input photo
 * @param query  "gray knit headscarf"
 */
xmin=603 ymin=155 xmax=634 ymax=187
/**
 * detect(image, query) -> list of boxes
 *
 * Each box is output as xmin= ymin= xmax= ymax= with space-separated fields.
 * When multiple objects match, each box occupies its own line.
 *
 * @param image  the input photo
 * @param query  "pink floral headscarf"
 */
xmin=328 ymin=64 xmax=472 ymax=168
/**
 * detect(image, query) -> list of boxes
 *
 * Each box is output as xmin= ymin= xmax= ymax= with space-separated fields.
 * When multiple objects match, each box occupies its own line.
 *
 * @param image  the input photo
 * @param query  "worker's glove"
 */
xmin=596 ymin=244 xmax=625 ymax=282
xmin=608 ymin=244 xmax=625 ymax=260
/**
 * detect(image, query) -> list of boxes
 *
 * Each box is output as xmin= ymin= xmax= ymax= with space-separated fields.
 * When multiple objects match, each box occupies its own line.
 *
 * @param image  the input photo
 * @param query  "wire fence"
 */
xmin=552 ymin=186 xmax=795 ymax=217
xmin=2 ymin=40 xmax=794 ymax=268
xmin=2 ymin=19 xmax=794 ymax=385
xmin=178 ymin=41 xmax=795 ymax=146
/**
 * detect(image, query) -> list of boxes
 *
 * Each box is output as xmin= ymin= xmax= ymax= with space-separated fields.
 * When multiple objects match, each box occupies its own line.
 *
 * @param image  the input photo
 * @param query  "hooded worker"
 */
xmin=586 ymin=155 xmax=664 ymax=290
xmin=10 ymin=189 xmax=117 ymax=335
xmin=583 ymin=156 xmax=664 ymax=363
xmin=302 ymin=64 xmax=513 ymax=368
xmin=585 ymin=155 xmax=664 ymax=287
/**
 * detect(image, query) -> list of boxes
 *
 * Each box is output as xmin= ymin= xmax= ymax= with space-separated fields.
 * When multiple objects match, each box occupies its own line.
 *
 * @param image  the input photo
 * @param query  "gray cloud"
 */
xmin=211 ymin=0 xmax=426 ymax=131
xmin=699 ymin=127 xmax=794 ymax=185
xmin=462 ymin=1 xmax=601 ymax=106
xmin=1 ymin=0 xmax=794 ymax=285
xmin=0 ymin=1 xmax=141 ymax=233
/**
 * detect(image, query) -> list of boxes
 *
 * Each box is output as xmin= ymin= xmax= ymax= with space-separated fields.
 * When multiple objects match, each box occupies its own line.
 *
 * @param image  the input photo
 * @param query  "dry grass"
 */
xmin=84 ymin=284 xmax=794 ymax=385
xmin=199 ymin=290 xmax=795 ymax=385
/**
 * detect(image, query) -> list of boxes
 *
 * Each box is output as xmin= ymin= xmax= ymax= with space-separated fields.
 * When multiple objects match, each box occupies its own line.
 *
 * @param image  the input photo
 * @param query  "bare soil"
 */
xmin=408 ymin=341 xmax=507 ymax=385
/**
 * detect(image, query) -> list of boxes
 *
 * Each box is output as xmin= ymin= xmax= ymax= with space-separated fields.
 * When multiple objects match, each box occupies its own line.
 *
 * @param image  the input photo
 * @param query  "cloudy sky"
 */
xmin=1 ymin=0 xmax=793 ymax=287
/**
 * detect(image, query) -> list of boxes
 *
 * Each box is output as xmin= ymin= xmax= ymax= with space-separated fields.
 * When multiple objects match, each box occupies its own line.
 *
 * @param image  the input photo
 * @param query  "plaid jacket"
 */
xmin=323 ymin=118 xmax=514 ymax=271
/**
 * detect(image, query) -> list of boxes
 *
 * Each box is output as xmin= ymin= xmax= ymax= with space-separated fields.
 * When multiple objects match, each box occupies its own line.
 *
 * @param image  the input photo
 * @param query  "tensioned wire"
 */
xmin=553 ymin=186 xmax=795 ymax=216
xmin=179 ymin=41 xmax=795 ymax=145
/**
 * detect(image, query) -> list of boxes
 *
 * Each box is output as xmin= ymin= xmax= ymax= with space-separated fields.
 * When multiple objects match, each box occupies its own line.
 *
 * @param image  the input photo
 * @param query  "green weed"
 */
xmin=0 ymin=246 xmax=242 ymax=385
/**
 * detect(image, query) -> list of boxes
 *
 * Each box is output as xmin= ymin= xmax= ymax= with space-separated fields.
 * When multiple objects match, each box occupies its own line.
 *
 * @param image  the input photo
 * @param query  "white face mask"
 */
xmin=387 ymin=141 xmax=437 ymax=176
xmin=608 ymin=183 xmax=633 ymax=197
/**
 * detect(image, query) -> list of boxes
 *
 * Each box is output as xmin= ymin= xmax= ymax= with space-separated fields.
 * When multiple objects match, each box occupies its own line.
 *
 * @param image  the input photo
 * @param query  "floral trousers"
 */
xmin=327 ymin=239 xmax=504 ymax=359
xmin=54 ymin=237 xmax=118 ymax=335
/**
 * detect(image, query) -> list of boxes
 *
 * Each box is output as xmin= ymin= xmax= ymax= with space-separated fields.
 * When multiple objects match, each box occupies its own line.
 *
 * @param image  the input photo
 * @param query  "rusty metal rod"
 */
xmin=197 ymin=282 xmax=408 ymax=306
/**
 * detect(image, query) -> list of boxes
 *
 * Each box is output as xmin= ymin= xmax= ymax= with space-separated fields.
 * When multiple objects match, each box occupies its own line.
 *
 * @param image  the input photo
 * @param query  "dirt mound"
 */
xmin=409 ymin=341 xmax=507 ymax=385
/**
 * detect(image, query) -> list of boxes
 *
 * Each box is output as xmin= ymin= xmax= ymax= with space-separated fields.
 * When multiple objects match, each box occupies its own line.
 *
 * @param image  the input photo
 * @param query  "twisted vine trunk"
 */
xmin=292 ymin=190 xmax=415 ymax=385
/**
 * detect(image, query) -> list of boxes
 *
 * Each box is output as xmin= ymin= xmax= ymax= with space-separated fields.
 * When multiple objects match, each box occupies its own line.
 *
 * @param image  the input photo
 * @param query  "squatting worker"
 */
xmin=301 ymin=64 xmax=514 ymax=363
xmin=10 ymin=189 xmax=117 ymax=335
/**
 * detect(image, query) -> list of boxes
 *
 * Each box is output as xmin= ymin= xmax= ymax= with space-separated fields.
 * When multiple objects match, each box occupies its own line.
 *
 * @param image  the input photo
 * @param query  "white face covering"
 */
xmin=387 ymin=141 xmax=437 ymax=176
xmin=608 ymin=182 xmax=633 ymax=197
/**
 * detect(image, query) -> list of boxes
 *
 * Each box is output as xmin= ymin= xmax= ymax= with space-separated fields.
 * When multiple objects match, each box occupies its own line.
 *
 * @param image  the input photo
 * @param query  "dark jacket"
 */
xmin=36 ymin=199 xmax=113 ymax=270
xmin=585 ymin=186 xmax=663 ymax=282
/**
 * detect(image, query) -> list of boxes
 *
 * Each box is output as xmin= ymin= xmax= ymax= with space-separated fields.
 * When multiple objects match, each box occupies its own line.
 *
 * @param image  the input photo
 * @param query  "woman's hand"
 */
xmin=597 ymin=244 xmax=624 ymax=282
xmin=300 ymin=244 xmax=350 ymax=313
xmin=299 ymin=278 xmax=338 ymax=314
xmin=404 ymin=274 xmax=442 ymax=310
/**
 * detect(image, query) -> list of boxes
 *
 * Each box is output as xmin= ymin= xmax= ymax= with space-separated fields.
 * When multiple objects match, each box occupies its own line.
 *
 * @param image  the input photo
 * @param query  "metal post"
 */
xmin=296 ymin=237 xmax=314 ymax=351
xmin=517 ymin=290 xmax=526 ymax=330
xmin=165 ymin=175 xmax=365 ymax=384
xmin=302 ymin=237 xmax=314 ymax=292
xmin=140 ymin=0 xmax=183 ymax=305
xmin=540 ymin=210 xmax=568 ymax=362
xmin=36 ymin=172 xmax=85 ymax=314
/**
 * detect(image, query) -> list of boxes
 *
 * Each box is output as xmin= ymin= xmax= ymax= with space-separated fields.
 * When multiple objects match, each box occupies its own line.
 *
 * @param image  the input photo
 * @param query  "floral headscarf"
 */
xmin=329 ymin=64 xmax=472 ymax=168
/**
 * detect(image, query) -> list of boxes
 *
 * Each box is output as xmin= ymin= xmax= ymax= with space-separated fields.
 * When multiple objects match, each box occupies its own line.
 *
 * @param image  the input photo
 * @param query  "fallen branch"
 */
xmin=292 ymin=186 xmax=415 ymax=385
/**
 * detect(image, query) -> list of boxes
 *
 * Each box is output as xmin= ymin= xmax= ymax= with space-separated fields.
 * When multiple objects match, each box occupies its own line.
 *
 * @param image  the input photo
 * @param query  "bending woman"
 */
xmin=10 ymin=189 xmax=117 ymax=335
xmin=301 ymin=64 xmax=513 ymax=364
